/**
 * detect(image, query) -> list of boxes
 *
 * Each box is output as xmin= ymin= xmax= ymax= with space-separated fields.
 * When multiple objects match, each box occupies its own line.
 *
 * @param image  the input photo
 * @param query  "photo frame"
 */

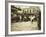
xmin=5 ymin=1 xmax=45 ymax=36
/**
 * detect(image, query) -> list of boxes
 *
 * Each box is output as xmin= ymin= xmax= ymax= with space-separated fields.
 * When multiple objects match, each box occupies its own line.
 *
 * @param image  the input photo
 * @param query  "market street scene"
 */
xmin=11 ymin=5 xmax=41 ymax=31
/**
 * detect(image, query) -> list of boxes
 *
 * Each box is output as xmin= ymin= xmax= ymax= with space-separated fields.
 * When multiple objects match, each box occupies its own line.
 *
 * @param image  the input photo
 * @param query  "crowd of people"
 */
xmin=11 ymin=14 xmax=39 ymax=23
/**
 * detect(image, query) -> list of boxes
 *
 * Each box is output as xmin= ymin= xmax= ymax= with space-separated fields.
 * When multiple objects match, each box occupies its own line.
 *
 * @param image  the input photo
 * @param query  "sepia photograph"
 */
xmin=8 ymin=3 xmax=44 ymax=34
xmin=11 ymin=6 xmax=41 ymax=31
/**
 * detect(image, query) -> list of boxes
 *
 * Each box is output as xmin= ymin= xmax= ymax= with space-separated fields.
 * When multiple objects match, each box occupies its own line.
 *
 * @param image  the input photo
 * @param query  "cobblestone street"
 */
xmin=11 ymin=21 xmax=39 ymax=31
